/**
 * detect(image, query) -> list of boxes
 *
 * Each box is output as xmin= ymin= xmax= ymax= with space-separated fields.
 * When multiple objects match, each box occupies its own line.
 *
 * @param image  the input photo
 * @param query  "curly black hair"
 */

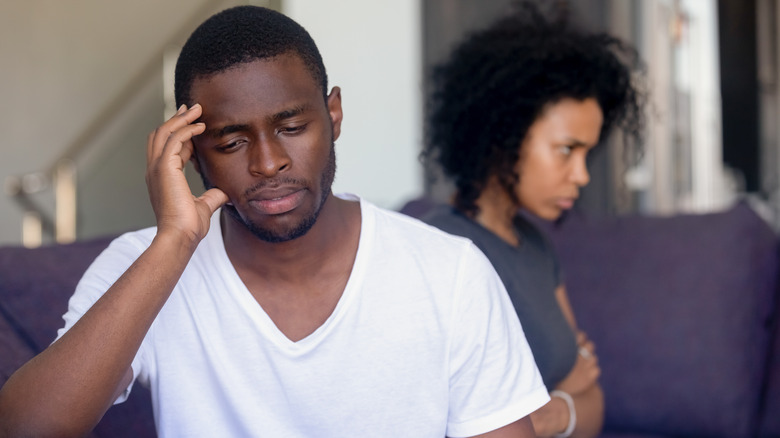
xmin=175 ymin=5 xmax=328 ymax=107
xmin=423 ymin=1 xmax=646 ymax=216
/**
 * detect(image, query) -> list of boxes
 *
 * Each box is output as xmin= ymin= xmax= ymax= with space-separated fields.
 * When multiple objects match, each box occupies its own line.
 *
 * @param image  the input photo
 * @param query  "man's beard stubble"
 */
xmin=198 ymin=143 xmax=337 ymax=243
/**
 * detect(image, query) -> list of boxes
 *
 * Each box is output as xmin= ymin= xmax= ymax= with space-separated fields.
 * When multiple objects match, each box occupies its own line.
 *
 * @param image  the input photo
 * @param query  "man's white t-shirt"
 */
xmin=58 ymin=195 xmax=548 ymax=437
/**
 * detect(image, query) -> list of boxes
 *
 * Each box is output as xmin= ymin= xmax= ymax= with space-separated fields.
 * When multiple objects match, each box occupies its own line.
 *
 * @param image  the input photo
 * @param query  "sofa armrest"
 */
xmin=0 ymin=235 xmax=156 ymax=437
xmin=540 ymin=201 xmax=779 ymax=438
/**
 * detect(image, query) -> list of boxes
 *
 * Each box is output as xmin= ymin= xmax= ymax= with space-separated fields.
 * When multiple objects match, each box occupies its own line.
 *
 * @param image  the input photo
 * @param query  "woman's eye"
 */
xmin=558 ymin=145 xmax=573 ymax=156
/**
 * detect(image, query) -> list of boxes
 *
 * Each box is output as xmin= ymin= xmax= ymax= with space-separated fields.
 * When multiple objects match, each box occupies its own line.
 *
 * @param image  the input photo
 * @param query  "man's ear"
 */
xmin=327 ymin=86 xmax=343 ymax=141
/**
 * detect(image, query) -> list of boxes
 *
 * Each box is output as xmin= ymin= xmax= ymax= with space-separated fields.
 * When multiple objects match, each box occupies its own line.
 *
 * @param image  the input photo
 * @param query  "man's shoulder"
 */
xmin=366 ymin=199 xmax=475 ymax=247
xmin=102 ymin=226 xmax=158 ymax=255
xmin=105 ymin=210 xmax=224 ymax=257
xmin=360 ymin=199 xmax=496 ymax=275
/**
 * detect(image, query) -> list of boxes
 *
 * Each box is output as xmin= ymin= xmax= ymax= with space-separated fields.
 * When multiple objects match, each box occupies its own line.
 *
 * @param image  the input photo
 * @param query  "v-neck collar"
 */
xmin=208 ymin=195 xmax=370 ymax=353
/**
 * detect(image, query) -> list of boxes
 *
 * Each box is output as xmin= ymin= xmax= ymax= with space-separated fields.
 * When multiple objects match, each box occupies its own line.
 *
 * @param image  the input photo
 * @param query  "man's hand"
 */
xmin=146 ymin=103 xmax=228 ymax=245
xmin=0 ymin=104 xmax=231 ymax=438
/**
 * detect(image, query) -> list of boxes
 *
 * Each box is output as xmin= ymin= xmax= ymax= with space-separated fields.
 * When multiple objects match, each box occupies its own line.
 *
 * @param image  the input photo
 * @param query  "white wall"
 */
xmin=0 ymin=0 xmax=240 ymax=245
xmin=0 ymin=0 xmax=423 ymax=246
xmin=283 ymin=0 xmax=424 ymax=210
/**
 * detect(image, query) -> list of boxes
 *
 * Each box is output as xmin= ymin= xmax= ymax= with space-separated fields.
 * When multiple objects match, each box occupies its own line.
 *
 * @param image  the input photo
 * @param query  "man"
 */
xmin=0 ymin=6 xmax=547 ymax=437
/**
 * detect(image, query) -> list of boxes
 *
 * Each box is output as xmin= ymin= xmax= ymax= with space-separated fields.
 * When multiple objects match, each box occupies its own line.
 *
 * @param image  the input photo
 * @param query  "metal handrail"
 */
xmin=4 ymin=0 xmax=252 ymax=247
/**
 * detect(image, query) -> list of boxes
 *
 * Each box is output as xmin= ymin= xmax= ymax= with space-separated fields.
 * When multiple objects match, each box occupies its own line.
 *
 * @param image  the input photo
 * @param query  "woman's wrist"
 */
xmin=550 ymin=390 xmax=576 ymax=438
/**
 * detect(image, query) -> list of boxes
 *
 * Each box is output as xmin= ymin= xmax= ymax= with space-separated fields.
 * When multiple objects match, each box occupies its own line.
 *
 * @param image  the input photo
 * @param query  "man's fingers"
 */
xmin=161 ymin=123 xmax=205 ymax=167
xmin=149 ymin=105 xmax=188 ymax=159
xmin=199 ymin=188 xmax=229 ymax=214
xmin=148 ymin=104 xmax=203 ymax=161
xmin=147 ymin=131 xmax=156 ymax=167
xmin=179 ymin=141 xmax=195 ymax=167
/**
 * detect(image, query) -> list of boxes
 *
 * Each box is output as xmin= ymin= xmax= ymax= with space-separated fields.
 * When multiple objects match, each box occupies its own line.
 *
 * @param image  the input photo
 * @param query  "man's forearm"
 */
xmin=0 ymin=231 xmax=197 ymax=437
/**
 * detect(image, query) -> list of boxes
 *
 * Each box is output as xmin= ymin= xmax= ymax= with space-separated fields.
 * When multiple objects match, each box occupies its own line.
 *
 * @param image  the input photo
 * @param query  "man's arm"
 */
xmin=461 ymin=416 xmax=537 ymax=438
xmin=0 ymin=104 xmax=227 ymax=437
xmin=447 ymin=245 xmax=549 ymax=438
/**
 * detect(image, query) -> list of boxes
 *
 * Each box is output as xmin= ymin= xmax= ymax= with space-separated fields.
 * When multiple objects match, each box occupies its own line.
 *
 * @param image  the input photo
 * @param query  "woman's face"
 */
xmin=514 ymin=97 xmax=604 ymax=220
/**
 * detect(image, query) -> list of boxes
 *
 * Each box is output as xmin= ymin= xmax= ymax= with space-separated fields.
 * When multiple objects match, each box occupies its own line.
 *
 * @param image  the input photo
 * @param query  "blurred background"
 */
xmin=1 ymin=0 xmax=777 ymax=247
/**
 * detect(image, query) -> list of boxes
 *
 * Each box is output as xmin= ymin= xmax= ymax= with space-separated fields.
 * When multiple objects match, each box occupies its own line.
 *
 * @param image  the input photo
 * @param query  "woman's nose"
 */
xmin=570 ymin=155 xmax=590 ymax=187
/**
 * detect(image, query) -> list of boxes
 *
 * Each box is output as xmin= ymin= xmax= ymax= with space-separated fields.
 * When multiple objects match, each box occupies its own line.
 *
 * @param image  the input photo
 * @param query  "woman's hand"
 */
xmin=530 ymin=330 xmax=603 ymax=437
xmin=557 ymin=330 xmax=600 ymax=395
xmin=529 ymin=396 xmax=571 ymax=437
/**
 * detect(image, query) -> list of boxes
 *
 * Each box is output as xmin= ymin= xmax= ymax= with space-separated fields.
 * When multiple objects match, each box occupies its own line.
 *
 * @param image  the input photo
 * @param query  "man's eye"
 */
xmin=558 ymin=145 xmax=573 ymax=156
xmin=279 ymin=124 xmax=307 ymax=135
xmin=217 ymin=140 xmax=244 ymax=152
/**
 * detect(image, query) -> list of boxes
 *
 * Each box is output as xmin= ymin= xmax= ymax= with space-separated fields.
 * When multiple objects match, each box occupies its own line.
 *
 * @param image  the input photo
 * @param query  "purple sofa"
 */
xmin=0 ymin=236 xmax=156 ymax=437
xmin=1 ymin=200 xmax=779 ymax=437
xmin=539 ymin=202 xmax=780 ymax=438
xmin=402 ymin=199 xmax=780 ymax=438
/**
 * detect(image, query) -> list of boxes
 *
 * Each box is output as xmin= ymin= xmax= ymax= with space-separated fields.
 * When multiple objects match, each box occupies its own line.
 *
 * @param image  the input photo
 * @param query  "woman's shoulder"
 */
xmin=514 ymin=212 xmax=556 ymax=254
xmin=421 ymin=204 xmax=503 ymax=246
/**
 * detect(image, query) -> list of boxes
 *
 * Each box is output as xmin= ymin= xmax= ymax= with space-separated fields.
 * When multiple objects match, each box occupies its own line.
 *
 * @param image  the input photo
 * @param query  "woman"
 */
xmin=422 ymin=3 xmax=645 ymax=437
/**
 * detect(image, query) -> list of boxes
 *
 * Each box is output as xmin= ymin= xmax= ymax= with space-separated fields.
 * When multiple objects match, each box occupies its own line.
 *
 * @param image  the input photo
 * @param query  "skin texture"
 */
xmin=188 ymin=55 xmax=360 ymax=343
xmin=474 ymin=98 xmax=605 ymax=438
xmin=190 ymin=55 xmax=337 ymax=244
xmin=0 ymin=54 xmax=536 ymax=438
xmin=514 ymin=99 xmax=602 ymax=221
xmin=475 ymin=98 xmax=603 ymax=243
xmin=0 ymin=54 xmax=356 ymax=437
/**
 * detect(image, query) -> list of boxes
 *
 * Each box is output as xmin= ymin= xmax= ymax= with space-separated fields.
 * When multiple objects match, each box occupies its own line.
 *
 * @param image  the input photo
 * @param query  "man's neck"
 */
xmin=220 ymin=194 xmax=362 ymax=286
xmin=220 ymin=194 xmax=362 ymax=342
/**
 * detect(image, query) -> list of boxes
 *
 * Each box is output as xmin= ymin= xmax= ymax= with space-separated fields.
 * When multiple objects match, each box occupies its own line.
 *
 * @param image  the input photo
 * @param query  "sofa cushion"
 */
xmin=543 ymin=202 xmax=778 ymax=438
xmin=0 ymin=236 xmax=115 ymax=351
xmin=0 ymin=236 xmax=156 ymax=437
xmin=0 ymin=310 xmax=35 ymax=383
xmin=599 ymin=433 xmax=673 ymax=438
xmin=759 ymin=295 xmax=780 ymax=438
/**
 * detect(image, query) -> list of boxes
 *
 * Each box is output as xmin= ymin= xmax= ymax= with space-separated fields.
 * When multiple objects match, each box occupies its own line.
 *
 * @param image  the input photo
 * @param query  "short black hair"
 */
xmin=423 ymin=1 xmax=646 ymax=215
xmin=175 ymin=5 xmax=328 ymax=107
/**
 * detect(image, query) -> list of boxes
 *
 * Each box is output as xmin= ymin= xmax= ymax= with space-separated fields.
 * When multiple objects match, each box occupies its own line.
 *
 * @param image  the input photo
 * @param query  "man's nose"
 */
xmin=248 ymin=137 xmax=291 ymax=177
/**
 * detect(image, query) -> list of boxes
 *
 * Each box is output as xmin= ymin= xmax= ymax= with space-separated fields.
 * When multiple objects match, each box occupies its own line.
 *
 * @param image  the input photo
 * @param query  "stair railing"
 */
xmin=4 ymin=0 xmax=272 ymax=247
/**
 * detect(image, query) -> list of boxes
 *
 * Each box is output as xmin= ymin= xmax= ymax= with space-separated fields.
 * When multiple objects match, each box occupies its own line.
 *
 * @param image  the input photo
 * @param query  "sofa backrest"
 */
xmin=0 ymin=235 xmax=156 ymax=438
xmin=0 ymin=310 xmax=36 ymax=384
xmin=541 ymin=201 xmax=780 ymax=438
xmin=759 ymin=292 xmax=780 ymax=438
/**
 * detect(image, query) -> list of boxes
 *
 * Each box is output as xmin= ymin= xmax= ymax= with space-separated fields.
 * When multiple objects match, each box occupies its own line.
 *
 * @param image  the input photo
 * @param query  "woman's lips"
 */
xmin=556 ymin=198 xmax=576 ymax=210
xmin=249 ymin=189 xmax=306 ymax=215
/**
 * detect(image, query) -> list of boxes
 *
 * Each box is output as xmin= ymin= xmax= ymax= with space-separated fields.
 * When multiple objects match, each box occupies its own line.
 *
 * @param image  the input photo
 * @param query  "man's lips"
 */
xmin=248 ymin=188 xmax=306 ymax=215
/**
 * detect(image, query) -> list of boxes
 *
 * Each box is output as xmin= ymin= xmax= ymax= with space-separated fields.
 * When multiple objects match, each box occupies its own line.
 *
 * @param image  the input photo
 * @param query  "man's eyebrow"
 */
xmin=268 ymin=104 xmax=310 ymax=124
xmin=203 ymin=124 xmax=251 ymax=138
xmin=202 ymin=104 xmax=311 ymax=138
